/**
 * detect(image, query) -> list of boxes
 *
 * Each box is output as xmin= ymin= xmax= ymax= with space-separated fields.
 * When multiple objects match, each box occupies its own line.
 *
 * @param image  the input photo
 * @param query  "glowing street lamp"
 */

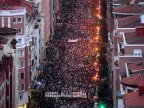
xmin=94 ymin=61 xmax=98 ymax=66
xmin=94 ymin=36 xmax=100 ymax=41
xmin=98 ymin=102 xmax=107 ymax=108
xmin=92 ymin=74 xmax=99 ymax=81
xmin=97 ymin=14 xmax=102 ymax=19
xmin=95 ymin=47 xmax=99 ymax=52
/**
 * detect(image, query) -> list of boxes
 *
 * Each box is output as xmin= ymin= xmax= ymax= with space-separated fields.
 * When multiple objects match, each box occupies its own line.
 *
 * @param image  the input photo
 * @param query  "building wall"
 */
xmin=117 ymin=28 xmax=135 ymax=33
xmin=124 ymin=46 xmax=144 ymax=55
xmin=0 ymin=15 xmax=25 ymax=35
xmin=0 ymin=72 xmax=6 ymax=108
xmin=41 ymin=0 xmax=50 ymax=42
xmin=119 ymin=57 xmax=143 ymax=72
xmin=25 ymin=46 xmax=29 ymax=91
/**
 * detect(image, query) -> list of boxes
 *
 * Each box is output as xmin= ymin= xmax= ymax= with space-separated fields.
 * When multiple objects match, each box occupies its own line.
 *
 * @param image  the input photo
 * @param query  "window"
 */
xmin=18 ymin=50 xmax=24 ymax=57
xmin=134 ymin=49 xmax=142 ymax=56
xmin=13 ymin=18 xmax=16 ymax=23
xmin=19 ymin=73 xmax=24 ymax=80
xmin=20 ymin=94 xmax=23 ymax=100
xmin=18 ymin=84 xmax=24 ymax=91
xmin=18 ymin=61 xmax=25 ymax=68
xmin=17 ymin=28 xmax=22 ymax=33
xmin=17 ymin=18 xmax=22 ymax=23
xmin=17 ymin=39 xmax=22 ymax=44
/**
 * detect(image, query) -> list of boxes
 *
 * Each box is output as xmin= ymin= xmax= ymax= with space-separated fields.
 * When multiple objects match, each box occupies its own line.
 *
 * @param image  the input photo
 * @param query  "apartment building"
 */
xmin=0 ymin=27 xmax=17 ymax=108
xmin=110 ymin=0 xmax=144 ymax=108
xmin=0 ymin=0 xmax=41 ymax=108
xmin=38 ymin=0 xmax=61 ymax=62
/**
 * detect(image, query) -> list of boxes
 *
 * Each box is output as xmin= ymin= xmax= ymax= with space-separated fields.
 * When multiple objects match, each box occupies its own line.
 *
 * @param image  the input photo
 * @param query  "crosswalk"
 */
xmin=45 ymin=92 xmax=87 ymax=98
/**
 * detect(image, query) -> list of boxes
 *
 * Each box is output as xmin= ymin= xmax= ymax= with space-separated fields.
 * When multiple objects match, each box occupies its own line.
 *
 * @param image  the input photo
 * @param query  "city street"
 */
xmin=29 ymin=0 xmax=112 ymax=108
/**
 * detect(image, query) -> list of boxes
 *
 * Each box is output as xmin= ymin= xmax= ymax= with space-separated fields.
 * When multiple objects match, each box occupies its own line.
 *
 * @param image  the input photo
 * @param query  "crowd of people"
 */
xmin=32 ymin=0 xmax=108 ymax=107
xmin=46 ymin=0 xmax=99 ymax=96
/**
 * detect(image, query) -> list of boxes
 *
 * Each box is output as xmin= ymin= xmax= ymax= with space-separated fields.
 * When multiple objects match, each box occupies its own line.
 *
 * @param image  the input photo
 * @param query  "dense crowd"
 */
xmin=45 ymin=0 xmax=99 ymax=97
xmin=32 ymin=0 xmax=108 ymax=108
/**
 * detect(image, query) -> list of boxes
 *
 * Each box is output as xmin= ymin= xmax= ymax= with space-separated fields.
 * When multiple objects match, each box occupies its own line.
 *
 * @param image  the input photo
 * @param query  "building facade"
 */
xmin=110 ymin=0 xmax=144 ymax=107
xmin=0 ymin=0 xmax=41 ymax=108
xmin=38 ymin=0 xmax=61 ymax=62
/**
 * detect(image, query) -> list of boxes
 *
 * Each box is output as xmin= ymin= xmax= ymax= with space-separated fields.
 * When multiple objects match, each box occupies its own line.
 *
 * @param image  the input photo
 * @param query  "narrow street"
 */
xmin=29 ymin=0 xmax=112 ymax=108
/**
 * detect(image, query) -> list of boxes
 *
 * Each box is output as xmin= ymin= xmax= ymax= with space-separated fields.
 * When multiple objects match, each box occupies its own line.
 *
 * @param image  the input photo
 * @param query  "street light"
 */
xmin=98 ymin=102 xmax=107 ymax=108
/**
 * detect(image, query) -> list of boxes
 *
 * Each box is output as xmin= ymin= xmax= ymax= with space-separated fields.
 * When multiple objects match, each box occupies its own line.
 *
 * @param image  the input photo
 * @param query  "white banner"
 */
xmin=45 ymin=92 xmax=87 ymax=98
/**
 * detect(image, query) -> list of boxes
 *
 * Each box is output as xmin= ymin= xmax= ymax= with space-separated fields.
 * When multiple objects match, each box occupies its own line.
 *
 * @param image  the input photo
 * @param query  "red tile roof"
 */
xmin=113 ymin=5 xmax=144 ymax=14
xmin=128 ymin=63 xmax=144 ymax=73
xmin=0 ymin=0 xmax=33 ymax=13
xmin=112 ymin=0 xmax=144 ymax=5
xmin=112 ymin=0 xmax=131 ymax=5
xmin=121 ymin=73 xmax=144 ymax=87
xmin=124 ymin=91 xmax=144 ymax=108
xmin=118 ymin=15 xmax=142 ymax=28
xmin=124 ymin=32 xmax=144 ymax=44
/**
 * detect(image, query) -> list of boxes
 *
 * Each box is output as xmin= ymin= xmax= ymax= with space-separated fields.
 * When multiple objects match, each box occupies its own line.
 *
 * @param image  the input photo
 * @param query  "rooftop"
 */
xmin=112 ymin=0 xmax=131 ymax=5
xmin=124 ymin=32 xmax=144 ymax=44
xmin=128 ymin=63 xmax=144 ymax=73
xmin=118 ymin=15 xmax=142 ymax=28
xmin=121 ymin=73 xmax=144 ymax=87
xmin=0 ymin=0 xmax=32 ymax=13
xmin=112 ymin=0 xmax=144 ymax=5
xmin=124 ymin=91 xmax=144 ymax=108
xmin=113 ymin=5 xmax=144 ymax=14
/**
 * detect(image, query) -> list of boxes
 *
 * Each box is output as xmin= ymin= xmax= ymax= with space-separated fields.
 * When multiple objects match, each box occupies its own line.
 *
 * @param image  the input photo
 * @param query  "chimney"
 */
xmin=138 ymin=84 xmax=144 ymax=96
xmin=135 ymin=12 xmax=144 ymax=37
xmin=135 ymin=27 xmax=144 ymax=37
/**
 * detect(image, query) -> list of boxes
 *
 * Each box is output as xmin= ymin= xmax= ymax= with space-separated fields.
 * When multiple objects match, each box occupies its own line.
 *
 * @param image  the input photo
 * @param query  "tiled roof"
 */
xmin=128 ymin=63 xmax=144 ymax=73
xmin=0 ymin=27 xmax=17 ymax=35
xmin=113 ymin=5 xmax=144 ymax=14
xmin=121 ymin=73 xmax=144 ymax=87
xmin=0 ymin=0 xmax=33 ymax=13
xmin=112 ymin=0 xmax=131 ymax=5
xmin=112 ymin=0 xmax=144 ymax=5
xmin=118 ymin=15 xmax=142 ymax=28
xmin=124 ymin=91 xmax=144 ymax=108
xmin=124 ymin=32 xmax=144 ymax=44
